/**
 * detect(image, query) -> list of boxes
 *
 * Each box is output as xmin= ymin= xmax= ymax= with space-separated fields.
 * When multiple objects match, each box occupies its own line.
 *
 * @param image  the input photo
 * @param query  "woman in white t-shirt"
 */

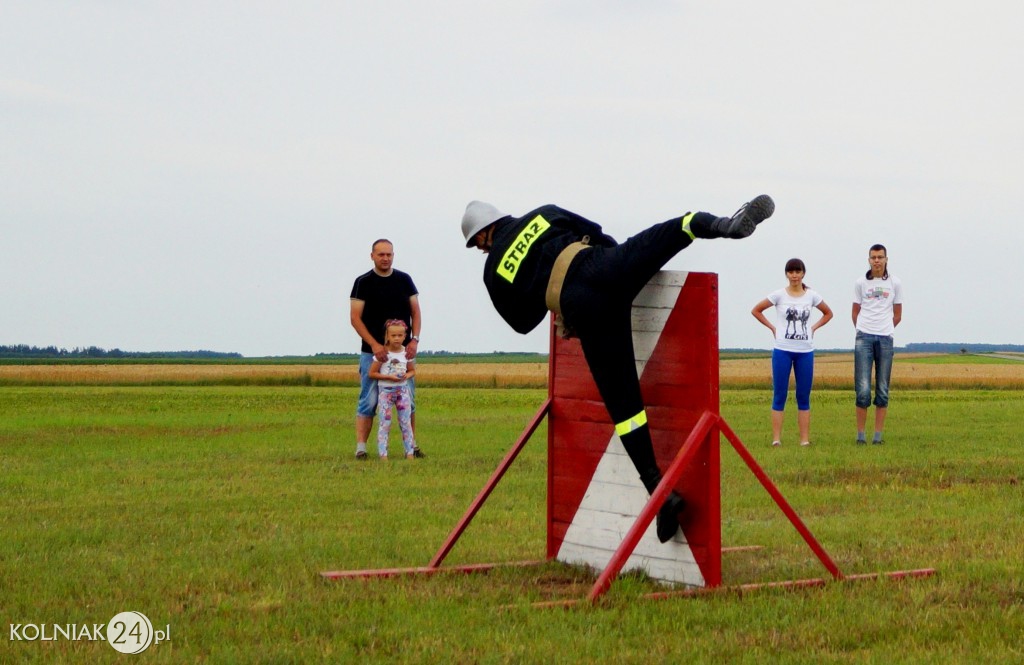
xmin=752 ymin=258 xmax=834 ymax=447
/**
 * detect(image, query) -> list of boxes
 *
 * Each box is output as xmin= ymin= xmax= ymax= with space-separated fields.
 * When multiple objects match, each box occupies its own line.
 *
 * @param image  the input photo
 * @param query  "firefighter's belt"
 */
xmin=545 ymin=240 xmax=590 ymax=339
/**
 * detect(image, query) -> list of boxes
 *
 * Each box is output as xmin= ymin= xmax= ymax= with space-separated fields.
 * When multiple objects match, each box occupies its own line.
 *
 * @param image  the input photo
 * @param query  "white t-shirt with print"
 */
xmin=854 ymin=275 xmax=902 ymax=336
xmin=767 ymin=288 xmax=823 ymax=353
xmin=378 ymin=350 xmax=411 ymax=388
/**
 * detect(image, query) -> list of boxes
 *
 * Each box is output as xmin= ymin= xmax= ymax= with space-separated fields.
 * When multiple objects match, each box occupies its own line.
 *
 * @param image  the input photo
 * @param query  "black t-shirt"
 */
xmin=350 ymin=269 xmax=418 ymax=353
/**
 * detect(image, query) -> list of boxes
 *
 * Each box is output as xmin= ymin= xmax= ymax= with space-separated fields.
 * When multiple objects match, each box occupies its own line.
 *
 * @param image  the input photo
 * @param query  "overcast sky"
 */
xmin=3 ymin=2 xmax=1021 ymax=356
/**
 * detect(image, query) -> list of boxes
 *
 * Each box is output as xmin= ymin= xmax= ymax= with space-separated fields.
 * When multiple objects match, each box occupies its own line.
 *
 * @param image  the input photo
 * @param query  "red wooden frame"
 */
xmin=320 ymin=270 xmax=936 ymax=602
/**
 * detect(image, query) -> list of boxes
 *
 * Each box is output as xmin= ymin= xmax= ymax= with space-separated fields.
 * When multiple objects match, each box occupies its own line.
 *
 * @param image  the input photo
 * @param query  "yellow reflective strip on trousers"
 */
xmin=681 ymin=212 xmax=696 ymax=240
xmin=614 ymin=410 xmax=648 ymax=436
xmin=496 ymin=214 xmax=552 ymax=283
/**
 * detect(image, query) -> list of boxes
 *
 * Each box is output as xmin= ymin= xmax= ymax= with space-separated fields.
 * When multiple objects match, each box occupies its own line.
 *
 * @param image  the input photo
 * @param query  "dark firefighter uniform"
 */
xmin=479 ymin=204 xmax=726 ymax=541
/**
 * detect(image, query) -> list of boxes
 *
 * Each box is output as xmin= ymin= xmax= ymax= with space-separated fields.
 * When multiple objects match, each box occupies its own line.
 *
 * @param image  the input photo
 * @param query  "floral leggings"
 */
xmin=377 ymin=385 xmax=415 ymax=457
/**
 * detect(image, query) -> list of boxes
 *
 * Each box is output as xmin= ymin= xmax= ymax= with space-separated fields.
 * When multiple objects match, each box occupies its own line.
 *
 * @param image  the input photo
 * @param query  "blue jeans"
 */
xmin=356 ymin=352 xmax=415 ymax=417
xmin=772 ymin=349 xmax=814 ymax=411
xmin=854 ymin=331 xmax=893 ymax=408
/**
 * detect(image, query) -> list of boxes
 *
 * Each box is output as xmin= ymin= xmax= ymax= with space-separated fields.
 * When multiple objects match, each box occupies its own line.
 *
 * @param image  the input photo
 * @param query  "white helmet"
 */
xmin=461 ymin=201 xmax=507 ymax=247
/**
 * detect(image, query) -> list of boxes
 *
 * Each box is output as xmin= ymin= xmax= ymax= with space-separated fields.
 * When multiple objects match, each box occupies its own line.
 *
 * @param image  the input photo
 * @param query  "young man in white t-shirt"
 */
xmin=852 ymin=244 xmax=903 ymax=445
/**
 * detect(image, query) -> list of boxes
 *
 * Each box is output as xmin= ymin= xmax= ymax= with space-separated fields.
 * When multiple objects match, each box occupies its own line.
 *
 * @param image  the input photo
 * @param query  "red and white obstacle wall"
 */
xmin=323 ymin=271 xmax=934 ymax=604
xmin=548 ymin=270 xmax=720 ymax=589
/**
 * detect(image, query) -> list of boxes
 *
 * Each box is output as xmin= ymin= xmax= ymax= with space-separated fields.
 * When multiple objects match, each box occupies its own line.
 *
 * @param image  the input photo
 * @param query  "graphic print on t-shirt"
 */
xmin=865 ymin=285 xmax=892 ymax=301
xmin=381 ymin=356 xmax=407 ymax=378
xmin=785 ymin=305 xmax=812 ymax=341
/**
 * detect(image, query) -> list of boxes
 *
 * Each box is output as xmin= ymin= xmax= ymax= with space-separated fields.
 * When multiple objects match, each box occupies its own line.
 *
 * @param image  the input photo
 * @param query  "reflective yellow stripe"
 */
xmin=614 ymin=410 xmax=648 ymax=436
xmin=680 ymin=212 xmax=696 ymax=240
xmin=496 ymin=214 xmax=552 ymax=283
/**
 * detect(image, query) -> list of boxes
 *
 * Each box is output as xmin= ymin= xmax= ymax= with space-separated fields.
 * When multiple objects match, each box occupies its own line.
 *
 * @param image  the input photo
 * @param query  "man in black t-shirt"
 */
xmin=350 ymin=239 xmax=423 ymax=460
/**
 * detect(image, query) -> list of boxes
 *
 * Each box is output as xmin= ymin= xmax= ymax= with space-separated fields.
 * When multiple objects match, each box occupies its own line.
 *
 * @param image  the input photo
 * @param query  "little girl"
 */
xmin=368 ymin=319 xmax=418 ymax=459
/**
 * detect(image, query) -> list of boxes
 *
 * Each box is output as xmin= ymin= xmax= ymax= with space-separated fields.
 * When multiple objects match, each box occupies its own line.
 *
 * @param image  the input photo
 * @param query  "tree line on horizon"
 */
xmin=2 ymin=342 xmax=1021 ymax=361
xmin=731 ymin=342 xmax=1024 ymax=354
xmin=0 ymin=345 xmax=243 ymax=359
xmin=903 ymin=342 xmax=1024 ymax=354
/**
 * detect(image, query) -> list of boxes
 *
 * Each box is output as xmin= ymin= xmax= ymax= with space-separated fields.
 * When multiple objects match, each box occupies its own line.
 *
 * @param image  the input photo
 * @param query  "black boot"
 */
xmin=697 ymin=194 xmax=775 ymax=239
xmin=640 ymin=470 xmax=686 ymax=544
xmin=621 ymin=427 xmax=687 ymax=544
xmin=656 ymin=491 xmax=686 ymax=543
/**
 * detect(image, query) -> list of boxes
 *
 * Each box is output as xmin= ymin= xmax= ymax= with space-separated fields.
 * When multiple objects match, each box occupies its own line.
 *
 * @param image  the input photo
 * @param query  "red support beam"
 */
xmin=427 ymin=399 xmax=551 ymax=568
xmin=643 ymin=568 xmax=937 ymax=601
xmin=586 ymin=411 xmax=719 ymax=603
xmin=322 ymin=560 xmax=546 ymax=580
xmin=718 ymin=418 xmax=844 ymax=580
xmin=532 ymin=568 xmax=937 ymax=609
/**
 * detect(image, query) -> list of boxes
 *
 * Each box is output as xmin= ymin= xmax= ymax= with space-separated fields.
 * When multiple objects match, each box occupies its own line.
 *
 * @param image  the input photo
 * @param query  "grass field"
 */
xmin=1 ymin=366 xmax=1023 ymax=662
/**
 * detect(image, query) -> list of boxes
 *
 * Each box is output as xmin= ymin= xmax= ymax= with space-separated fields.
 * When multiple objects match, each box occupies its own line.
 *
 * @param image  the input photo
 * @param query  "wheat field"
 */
xmin=721 ymin=353 xmax=1024 ymax=389
xmin=1 ymin=355 xmax=1022 ymax=388
xmin=0 ymin=361 xmax=549 ymax=388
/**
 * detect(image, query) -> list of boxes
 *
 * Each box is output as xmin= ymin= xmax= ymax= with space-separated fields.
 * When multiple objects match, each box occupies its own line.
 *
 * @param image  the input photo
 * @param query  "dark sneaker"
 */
xmin=355 ymin=450 xmax=368 ymax=460
xmin=713 ymin=194 xmax=775 ymax=238
xmin=656 ymin=491 xmax=686 ymax=543
xmin=855 ymin=439 xmax=867 ymax=445
xmin=871 ymin=439 xmax=884 ymax=445
xmin=412 ymin=446 xmax=426 ymax=458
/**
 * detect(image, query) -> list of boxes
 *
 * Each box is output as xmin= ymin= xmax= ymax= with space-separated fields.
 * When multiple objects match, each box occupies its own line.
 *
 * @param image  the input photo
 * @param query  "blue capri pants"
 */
xmin=772 ymin=348 xmax=815 ymax=411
